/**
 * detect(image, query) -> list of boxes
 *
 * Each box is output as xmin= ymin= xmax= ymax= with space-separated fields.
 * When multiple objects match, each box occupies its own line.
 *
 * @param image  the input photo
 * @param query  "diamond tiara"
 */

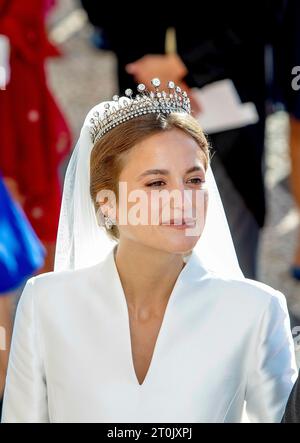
xmin=89 ymin=78 xmax=191 ymax=144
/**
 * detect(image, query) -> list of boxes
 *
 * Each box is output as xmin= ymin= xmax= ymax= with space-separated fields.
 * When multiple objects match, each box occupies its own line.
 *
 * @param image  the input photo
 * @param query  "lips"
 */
xmin=161 ymin=218 xmax=195 ymax=226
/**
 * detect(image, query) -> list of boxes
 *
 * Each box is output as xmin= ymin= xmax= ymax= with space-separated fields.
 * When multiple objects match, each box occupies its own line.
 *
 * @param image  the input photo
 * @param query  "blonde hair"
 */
xmin=90 ymin=112 xmax=210 ymax=241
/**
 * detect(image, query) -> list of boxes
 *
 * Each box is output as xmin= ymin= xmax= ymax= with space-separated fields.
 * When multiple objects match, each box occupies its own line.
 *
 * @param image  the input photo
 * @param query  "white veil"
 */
xmin=54 ymin=99 xmax=244 ymax=280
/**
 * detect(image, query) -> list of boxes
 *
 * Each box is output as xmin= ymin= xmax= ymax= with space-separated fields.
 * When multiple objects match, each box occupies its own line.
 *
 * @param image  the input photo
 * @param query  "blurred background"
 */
xmin=0 ymin=0 xmax=300 ymax=417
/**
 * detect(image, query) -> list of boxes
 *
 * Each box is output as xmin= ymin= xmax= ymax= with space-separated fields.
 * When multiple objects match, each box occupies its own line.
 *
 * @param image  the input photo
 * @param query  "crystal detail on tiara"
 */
xmin=151 ymin=78 xmax=161 ymax=88
xmin=137 ymin=83 xmax=146 ymax=92
xmin=125 ymin=88 xmax=133 ymax=97
xmin=89 ymin=78 xmax=191 ymax=144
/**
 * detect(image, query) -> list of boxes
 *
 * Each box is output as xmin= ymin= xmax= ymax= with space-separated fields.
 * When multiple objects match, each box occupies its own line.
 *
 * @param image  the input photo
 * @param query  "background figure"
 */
xmin=81 ymin=0 xmax=286 ymax=279
xmin=80 ymin=0 xmax=172 ymax=93
xmin=272 ymin=0 xmax=300 ymax=281
xmin=289 ymin=118 xmax=300 ymax=280
xmin=0 ymin=0 xmax=72 ymax=273
xmin=281 ymin=370 xmax=300 ymax=422
xmin=0 ymin=173 xmax=45 ymax=419
xmin=175 ymin=3 xmax=269 ymax=279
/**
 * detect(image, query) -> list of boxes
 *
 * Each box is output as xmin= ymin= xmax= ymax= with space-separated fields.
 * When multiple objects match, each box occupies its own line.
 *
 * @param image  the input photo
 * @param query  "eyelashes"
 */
xmin=146 ymin=180 xmax=166 ymax=187
xmin=188 ymin=178 xmax=205 ymax=185
xmin=146 ymin=178 xmax=205 ymax=187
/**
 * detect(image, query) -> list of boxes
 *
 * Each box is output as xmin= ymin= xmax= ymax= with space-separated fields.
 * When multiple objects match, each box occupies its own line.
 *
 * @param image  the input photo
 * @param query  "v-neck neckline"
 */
xmin=105 ymin=245 xmax=199 ymax=389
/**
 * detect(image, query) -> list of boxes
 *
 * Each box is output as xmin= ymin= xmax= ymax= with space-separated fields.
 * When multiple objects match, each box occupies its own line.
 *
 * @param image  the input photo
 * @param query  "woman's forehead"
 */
xmin=120 ymin=149 xmax=205 ymax=179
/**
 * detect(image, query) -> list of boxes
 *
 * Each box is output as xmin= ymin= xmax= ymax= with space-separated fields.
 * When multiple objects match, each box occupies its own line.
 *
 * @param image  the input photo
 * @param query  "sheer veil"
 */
xmin=54 ymin=99 xmax=244 ymax=280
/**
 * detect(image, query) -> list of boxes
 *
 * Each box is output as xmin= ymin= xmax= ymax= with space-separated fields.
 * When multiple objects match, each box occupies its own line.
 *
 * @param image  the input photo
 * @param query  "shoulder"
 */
xmin=19 ymin=261 xmax=105 ymax=308
xmin=195 ymin=269 xmax=289 ymax=319
xmin=189 ymin=271 xmax=294 ymax=351
xmin=27 ymin=264 xmax=97 ymax=289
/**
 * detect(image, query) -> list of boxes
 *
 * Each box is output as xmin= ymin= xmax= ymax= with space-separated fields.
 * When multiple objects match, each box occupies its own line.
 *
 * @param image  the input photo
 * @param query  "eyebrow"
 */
xmin=137 ymin=166 xmax=204 ymax=180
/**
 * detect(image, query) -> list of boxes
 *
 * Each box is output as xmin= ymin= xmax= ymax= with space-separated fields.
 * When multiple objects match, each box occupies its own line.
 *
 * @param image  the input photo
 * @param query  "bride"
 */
xmin=1 ymin=78 xmax=298 ymax=423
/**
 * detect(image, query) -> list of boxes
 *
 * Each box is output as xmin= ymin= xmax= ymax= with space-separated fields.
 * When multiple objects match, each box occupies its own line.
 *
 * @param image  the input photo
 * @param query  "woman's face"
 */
xmin=109 ymin=128 xmax=208 ymax=255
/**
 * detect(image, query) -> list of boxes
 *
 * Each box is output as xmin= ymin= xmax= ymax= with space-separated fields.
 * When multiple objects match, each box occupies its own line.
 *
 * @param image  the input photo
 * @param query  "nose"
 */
xmin=168 ymin=183 xmax=195 ymax=220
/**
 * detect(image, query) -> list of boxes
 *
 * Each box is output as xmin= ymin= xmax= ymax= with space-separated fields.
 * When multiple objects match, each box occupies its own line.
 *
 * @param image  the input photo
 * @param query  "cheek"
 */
xmin=203 ymin=190 xmax=209 ymax=218
xmin=147 ymin=192 xmax=161 ymax=224
xmin=115 ymin=187 xmax=156 ymax=229
xmin=192 ymin=189 xmax=208 ymax=232
xmin=116 ymin=187 xmax=208 ymax=232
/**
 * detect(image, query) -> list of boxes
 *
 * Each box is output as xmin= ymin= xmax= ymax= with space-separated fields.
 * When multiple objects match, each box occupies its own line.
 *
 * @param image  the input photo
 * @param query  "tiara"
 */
xmin=89 ymin=78 xmax=191 ymax=144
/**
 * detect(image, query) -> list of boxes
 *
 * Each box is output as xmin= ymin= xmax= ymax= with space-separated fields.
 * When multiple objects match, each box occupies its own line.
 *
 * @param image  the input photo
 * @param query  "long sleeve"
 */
xmin=177 ymin=25 xmax=242 ymax=90
xmin=175 ymin=2 xmax=247 ymax=89
xmin=245 ymin=290 xmax=298 ymax=423
xmin=1 ymin=278 xmax=49 ymax=423
xmin=176 ymin=1 xmax=287 ymax=90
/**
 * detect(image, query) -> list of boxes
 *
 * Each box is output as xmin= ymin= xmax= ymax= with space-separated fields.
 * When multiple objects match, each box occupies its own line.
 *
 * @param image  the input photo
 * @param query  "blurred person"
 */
xmin=1 ymin=82 xmax=297 ymax=423
xmin=281 ymin=370 xmax=300 ymax=422
xmin=272 ymin=0 xmax=300 ymax=281
xmin=289 ymin=118 xmax=300 ymax=280
xmin=80 ymin=1 xmax=172 ymax=92
xmin=0 ymin=33 xmax=9 ymax=89
xmin=0 ymin=291 xmax=14 ymax=420
xmin=0 ymin=173 xmax=45 ymax=418
xmin=80 ymin=0 xmax=286 ymax=279
xmin=0 ymin=293 xmax=13 ymax=420
xmin=0 ymin=0 xmax=72 ymax=273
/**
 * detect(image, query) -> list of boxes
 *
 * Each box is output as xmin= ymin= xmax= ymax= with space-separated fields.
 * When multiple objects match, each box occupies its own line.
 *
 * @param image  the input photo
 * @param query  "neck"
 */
xmin=114 ymin=240 xmax=187 ymax=313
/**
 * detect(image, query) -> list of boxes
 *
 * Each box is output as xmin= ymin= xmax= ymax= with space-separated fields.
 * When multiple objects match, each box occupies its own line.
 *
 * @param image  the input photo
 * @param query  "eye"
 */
xmin=187 ymin=177 xmax=205 ymax=185
xmin=146 ymin=180 xmax=166 ymax=187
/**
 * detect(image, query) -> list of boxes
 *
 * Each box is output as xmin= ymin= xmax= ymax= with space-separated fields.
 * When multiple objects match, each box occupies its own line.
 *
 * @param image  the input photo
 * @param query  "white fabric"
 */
xmin=54 ymin=100 xmax=243 ymax=279
xmin=2 ymin=244 xmax=297 ymax=423
xmin=0 ymin=34 xmax=10 ymax=89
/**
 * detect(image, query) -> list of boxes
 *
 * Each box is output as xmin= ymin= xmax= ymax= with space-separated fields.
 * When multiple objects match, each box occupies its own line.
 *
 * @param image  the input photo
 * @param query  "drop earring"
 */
xmin=96 ymin=207 xmax=115 ymax=230
xmin=104 ymin=214 xmax=114 ymax=230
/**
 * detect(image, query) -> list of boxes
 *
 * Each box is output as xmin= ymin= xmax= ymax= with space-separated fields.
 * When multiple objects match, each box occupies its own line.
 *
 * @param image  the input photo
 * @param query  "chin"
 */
xmin=153 ymin=234 xmax=199 ymax=256
xmin=128 ymin=226 xmax=201 ymax=255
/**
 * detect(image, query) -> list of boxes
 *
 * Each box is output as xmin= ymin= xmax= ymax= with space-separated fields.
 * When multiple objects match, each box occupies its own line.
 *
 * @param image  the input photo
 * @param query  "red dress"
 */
xmin=0 ymin=0 xmax=71 ymax=242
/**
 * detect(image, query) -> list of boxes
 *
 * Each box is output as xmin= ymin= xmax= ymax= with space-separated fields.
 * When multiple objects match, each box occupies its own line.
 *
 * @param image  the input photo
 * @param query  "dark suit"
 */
xmin=282 ymin=371 xmax=300 ymax=423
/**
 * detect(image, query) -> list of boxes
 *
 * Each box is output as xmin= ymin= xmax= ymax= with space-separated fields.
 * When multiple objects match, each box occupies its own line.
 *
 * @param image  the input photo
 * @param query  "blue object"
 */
xmin=291 ymin=266 xmax=300 ymax=281
xmin=90 ymin=28 xmax=112 ymax=51
xmin=0 ymin=175 xmax=45 ymax=293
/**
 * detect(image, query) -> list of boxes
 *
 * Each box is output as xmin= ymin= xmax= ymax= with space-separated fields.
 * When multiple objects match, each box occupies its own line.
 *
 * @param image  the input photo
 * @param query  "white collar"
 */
xmin=95 ymin=244 xmax=210 ymax=306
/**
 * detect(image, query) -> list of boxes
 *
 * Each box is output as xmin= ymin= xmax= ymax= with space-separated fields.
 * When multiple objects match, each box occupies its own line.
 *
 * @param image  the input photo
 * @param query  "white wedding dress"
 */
xmin=1 ymin=244 xmax=297 ymax=423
